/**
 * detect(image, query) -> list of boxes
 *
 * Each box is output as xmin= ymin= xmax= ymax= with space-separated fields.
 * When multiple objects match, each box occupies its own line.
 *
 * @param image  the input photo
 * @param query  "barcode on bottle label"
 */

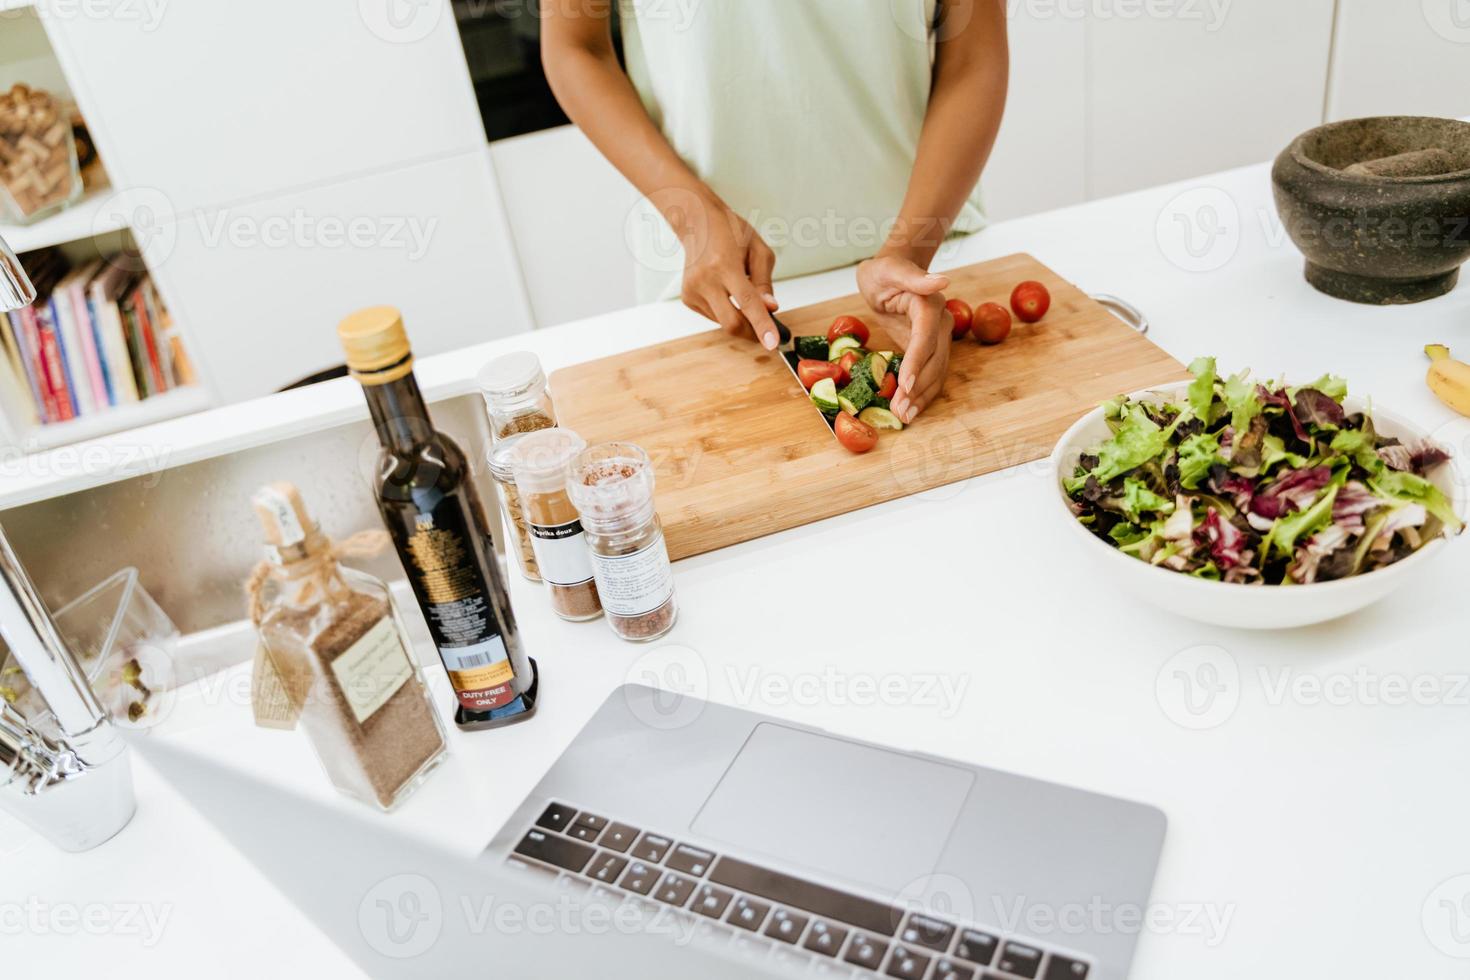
xmin=454 ymin=652 xmax=496 ymax=668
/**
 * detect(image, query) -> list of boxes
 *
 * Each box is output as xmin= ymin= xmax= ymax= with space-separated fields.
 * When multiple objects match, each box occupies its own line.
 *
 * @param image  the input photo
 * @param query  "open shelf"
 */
xmin=0 ymin=188 xmax=126 ymax=255
xmin=13 ymin=385 xmax=210 ymax=451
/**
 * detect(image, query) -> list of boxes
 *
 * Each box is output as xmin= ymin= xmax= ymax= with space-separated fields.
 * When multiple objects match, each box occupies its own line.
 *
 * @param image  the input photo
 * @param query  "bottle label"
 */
xmin=329 ymin=617 xmax=413 ymax=724
xmin=528 ymin=519 xmax=595 ymax=587
xmin=402 ymin=498 xmax=519 ymax=711
xmin=589 ymin=535 xmax=675 ymax=618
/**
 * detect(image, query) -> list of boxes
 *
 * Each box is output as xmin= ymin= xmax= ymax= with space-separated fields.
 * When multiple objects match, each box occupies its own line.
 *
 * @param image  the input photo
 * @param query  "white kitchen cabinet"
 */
xmin=1086 ymin=0 xmax=1336 ymax=198
xmin=150 ymin=148 xmax=531 ymax=402
xmin=42 ymin=0 xmax=487 ymax=216
xmin=489 ymin=127 xmax=641 ymax=328
xmin=1328 ymin=0 xmax=1470 ymax=121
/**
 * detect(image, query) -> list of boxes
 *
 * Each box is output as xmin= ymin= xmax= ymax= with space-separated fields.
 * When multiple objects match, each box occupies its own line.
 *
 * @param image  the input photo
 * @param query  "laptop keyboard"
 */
xmin=506 ymin=800 xmax=1094 ymax=980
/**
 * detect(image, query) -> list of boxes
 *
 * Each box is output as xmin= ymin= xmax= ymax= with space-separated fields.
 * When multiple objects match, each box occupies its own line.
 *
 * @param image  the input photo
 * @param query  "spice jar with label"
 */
xmin=478 ymin=351 xmax=557 ymax=440
xmin=512 ymin=428 xmax=603 ymax=622
xmin=247 ymin=482 xmax=447 ymax=811
xmin=487 ymin=432 xmax=540 ymax=582
xmin=568 ymin=443 xmax=678 ymax=642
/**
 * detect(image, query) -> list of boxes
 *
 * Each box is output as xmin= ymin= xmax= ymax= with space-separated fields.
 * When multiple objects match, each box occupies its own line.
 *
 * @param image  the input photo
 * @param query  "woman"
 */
xmin=543 ymin=1 xmax=1008 ymax=423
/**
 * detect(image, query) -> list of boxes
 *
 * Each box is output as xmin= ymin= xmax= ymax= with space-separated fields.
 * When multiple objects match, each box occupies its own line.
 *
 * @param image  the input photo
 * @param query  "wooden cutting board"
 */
xmin=550 ymin=253 xmax=1188 ymax=561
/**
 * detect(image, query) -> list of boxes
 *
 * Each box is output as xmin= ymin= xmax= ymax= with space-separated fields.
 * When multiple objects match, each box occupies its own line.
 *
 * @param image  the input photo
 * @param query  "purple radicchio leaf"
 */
xmin=1195 ymin=506 xmax=1247 ymax=570
xmin=1332 ymin=481 xmax=1382 ymax=532
xmin=1251 ymin=466 xmax=1333 ymax=519
xmin=1290 ymin=524 xmax=1355 ymax=584
xmin=1292 ymin=388 xmax=1346 ymax=430
xmin=1378 ymin=439 xmax=1453 ymax=475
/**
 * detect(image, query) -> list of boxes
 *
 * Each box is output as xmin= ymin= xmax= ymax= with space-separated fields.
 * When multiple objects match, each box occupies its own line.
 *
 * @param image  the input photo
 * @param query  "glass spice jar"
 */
xmin=248 ymin=482 xmax=448 ymax=811
xmin=478 ymin=351 xmax=557 ymax=440
xmin=567 ymin=443 xmax=678 ymax=643
xmin=488 ymin=432 xmax=540 ymax=583
xmin=512 ymin=428 xmax=603 ymax=622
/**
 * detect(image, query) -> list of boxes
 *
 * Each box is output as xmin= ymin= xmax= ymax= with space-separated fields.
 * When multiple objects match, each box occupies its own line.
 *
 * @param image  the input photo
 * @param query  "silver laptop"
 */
xmin=485 ymin=684 xmax=1167 ymax=980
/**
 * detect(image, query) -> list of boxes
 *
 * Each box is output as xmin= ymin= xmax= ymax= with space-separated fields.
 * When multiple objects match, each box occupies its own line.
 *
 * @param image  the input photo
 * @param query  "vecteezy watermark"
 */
xmin=1157 ymin=646 xmax=1470 ymax=731
xmin=1008 ymin=0 xmax=1233 ymax=31
xmin=724 ymin=664 xmax=971 ymax=719
xmin=1156 ymin=645 xmax=1240 ymax=730
xmin=1 ymin=0 xmax=168 ymax=31
xmin=356 ymin=873 xmax=700 ymax=958
xmin=624 ymin=644 xmax=710 ymax=730
xmin=0 ymin=441 xmax=173 ymax=487
xmin=358 ymin=0 xmax=444 ymax=44
xmin=991 ymin=895 xmax=1236 ymax=947
xmin=1423 ymin=0 xmax=1470 ymax=43
xmin=359 ymin=874 xmax=444 ymax=958
xmin=1155 ymin=186 xmax=1242 ymax=273
xmin=0 ymin=899 xmax=173 ymax=947
xmin=1424 ymin=875 xmax=1470 ymax=958
xmin=92 ymin=186 xmax=178 ymax=269
xmin=194 ymin=209 xmax=438 ymax=261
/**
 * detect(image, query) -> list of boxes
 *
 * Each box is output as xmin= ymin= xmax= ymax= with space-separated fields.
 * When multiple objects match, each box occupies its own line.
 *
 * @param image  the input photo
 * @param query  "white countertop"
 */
xmin=5 ymin=157 xmax=1470 ymax=980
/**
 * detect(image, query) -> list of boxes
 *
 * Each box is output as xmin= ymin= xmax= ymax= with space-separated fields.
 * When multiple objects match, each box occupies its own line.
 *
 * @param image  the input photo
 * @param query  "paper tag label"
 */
xmin=589 ymin=535 xmax=675 ymax=617
xmin=329 ymin=617 xmax=414 ymax=724
xmin=529 ymin=519 xmax=595 ymax=587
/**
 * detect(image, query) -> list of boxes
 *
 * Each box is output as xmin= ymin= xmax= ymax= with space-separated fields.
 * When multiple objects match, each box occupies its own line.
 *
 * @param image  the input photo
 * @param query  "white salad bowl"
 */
xmin=1050 ymin=381 xmax=1467 ymax=630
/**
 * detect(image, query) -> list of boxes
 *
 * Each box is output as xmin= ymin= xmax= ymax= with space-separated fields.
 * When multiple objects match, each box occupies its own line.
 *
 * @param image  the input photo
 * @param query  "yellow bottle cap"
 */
xmin=337 ymin=306 xmax=414 ymax=385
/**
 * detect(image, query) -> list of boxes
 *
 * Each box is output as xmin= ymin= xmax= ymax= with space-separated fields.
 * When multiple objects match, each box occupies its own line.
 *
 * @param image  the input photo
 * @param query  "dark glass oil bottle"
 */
xmin=338 ymin=306 xmax=538 ymax=731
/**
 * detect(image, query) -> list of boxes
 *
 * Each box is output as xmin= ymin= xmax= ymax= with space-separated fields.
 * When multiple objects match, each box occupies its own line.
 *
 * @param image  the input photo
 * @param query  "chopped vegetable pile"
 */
xmin=1065 ymin=358 xmax=1464 ymax=584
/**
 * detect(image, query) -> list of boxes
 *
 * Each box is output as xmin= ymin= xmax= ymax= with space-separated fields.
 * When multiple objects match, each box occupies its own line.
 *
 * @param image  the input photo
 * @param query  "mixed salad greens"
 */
xmin=1065 ymin=358 xmax=1464 ymax=584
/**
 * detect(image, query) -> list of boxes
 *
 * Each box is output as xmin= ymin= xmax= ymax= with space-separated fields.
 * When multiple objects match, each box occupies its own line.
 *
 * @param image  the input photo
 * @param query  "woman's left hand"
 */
xmin=856 ymin=256 xmax=954 ymax=424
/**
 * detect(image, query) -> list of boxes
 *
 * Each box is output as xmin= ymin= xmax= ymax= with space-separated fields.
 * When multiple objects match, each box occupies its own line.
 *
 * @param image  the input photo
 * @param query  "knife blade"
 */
xmin=772 ymin=315 xmax=838 ymax=434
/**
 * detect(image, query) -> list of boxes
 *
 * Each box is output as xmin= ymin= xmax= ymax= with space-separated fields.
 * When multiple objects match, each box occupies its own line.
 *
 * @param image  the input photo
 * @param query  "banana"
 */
xmin=1426 ymin=344 xmax=1470 ymax=417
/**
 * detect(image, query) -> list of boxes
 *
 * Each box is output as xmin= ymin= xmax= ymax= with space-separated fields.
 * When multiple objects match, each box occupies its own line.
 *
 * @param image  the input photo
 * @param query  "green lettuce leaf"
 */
xmin=1308 ymin=374 xmax=1349 ymax=401
xmin=1187 ymin=356 xmax=1217 ymax=423
xmin=1223 ymin=370 xmax=1263 ymax=434
xmin=1371 ymin=470 xmax=1464 ymax=533
xmin=1268 ymin=485 xmax=1338 ymax=557
xmin=1088 ymin=404 xmax=1178 ymax=485
xmin=1122 ymin=477 xmax=1174 ymax=520
xmin=1178 ymin=430 xmax=1221 ymax=489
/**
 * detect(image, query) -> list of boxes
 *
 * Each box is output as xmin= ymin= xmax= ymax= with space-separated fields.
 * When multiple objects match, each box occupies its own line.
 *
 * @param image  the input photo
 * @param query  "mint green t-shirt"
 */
xmin=620 ymin=0 xmax=988 ymax=302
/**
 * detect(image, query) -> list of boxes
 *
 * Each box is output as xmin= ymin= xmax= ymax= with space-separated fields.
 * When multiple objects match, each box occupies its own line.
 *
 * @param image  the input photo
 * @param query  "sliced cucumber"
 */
xmin=828 ymin=335 xmax=863 ymax=361
xmin=810 ymin=378 xmax=840 ymax=414
xmin=794 ymin=335 xmax=829 ymax=360
xmin=839 ymin=379 xmax=874 ymax=414
xmin=888 ymin=353 xmax=904 ymax=380
xmin=867 ymin=352 xmax=889 ymax=382
xmin=859 ymin=406 xmax=904 ymax=431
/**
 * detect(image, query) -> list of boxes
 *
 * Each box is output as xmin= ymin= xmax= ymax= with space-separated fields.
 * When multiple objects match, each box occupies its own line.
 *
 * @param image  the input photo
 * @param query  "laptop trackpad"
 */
xmin=690 ymin=723 xmax=975 ymax=894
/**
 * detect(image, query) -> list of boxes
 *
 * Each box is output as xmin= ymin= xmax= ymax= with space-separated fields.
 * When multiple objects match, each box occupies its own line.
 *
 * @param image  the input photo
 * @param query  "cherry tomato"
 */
xmin=1010 ymin=281 xmax=1051 ymax=323
xmin=973 ymin=302 xmax=1013 ymax=345
xmin=946 ymin=299 xmax=974 ymax=340
xmin=796 ymin=359 xmax=841 ymax=390
xmin=827 ymin=315 xmax=871 ymax=347
xmin=835 ymin=412 xmax=879 ymax=454
xmin=876 ymin=372 xmax=898 ymax=399
xmin=836 ymin=350 xmax=860 ymax=386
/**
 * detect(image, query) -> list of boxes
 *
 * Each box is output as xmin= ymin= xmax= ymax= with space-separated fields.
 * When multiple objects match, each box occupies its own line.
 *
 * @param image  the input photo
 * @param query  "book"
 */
xmin=0 ymin=310 xmax=39 ymax=423
xmin=65 ymin=260 xmax=109 ymax=409
xmin=118 ymin=284 xmax=151 ymax=399
xmin=0 ymin=317 xmax=36 ymax=429
xmin=87 ymin=262 xmax=139 ymax=404
xmin=48 ymin=291 xmax=93 ymax=417
xmin=32 ymin=305 xmax=74 ymax=421
xmin=128 ymin=279 xmax=167 ymax=394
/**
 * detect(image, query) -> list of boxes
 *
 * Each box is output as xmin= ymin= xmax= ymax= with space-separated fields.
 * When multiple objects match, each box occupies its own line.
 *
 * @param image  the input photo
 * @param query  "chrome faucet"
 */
xmin=0 ymin=234 xmax=136 ymax=851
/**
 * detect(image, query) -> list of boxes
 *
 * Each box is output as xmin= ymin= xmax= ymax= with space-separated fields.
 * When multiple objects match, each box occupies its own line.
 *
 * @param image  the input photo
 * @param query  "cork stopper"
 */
xmin=252 ymin=482 xmax=325 ymax=560
xmin=338 ymin=306 xmax=413 ymax=385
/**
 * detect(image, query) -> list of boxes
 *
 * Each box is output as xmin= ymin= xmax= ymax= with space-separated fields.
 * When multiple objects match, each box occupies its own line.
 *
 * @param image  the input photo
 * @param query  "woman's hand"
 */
xmin=675 ymin=190 xmax=782 ymax=350
xmin=856 ymin=256 xmax=954 ymax=423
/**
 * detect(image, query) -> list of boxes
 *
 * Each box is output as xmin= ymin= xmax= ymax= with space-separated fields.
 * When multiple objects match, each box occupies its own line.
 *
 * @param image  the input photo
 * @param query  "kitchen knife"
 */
xmin=772 ymin=315 xmax=838 ymax=434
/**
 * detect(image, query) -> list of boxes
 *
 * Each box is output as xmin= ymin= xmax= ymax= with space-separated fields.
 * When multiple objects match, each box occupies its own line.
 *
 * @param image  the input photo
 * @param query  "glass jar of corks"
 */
xmin=248 ymin=482 xmax=447 ymax=811
xmin=511 ymin=428 xmax=603 ymax=622
xmin=568 ymin=443 xmax=678 ymax=642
